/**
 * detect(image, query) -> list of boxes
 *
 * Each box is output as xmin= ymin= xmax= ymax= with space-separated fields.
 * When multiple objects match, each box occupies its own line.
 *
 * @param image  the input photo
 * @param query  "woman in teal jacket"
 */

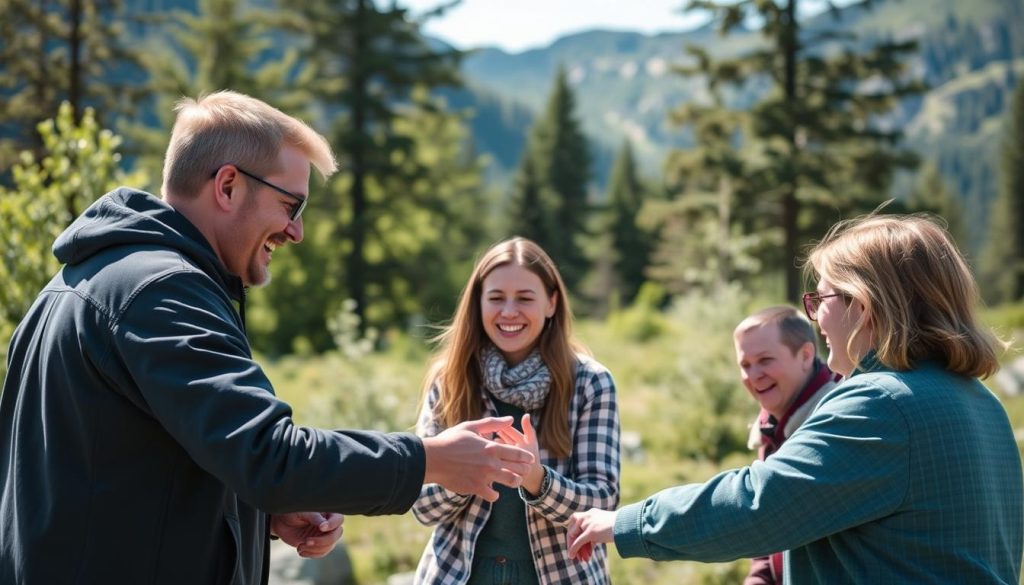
xmin=568 ymin=213 xmax=1023 ymax=584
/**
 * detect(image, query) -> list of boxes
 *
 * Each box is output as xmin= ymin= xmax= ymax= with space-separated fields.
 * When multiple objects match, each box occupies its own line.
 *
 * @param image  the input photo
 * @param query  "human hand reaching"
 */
xmin=493 ymin=413 xmax=545 ymax=494
xmin=566 ymin=508 xmax=616 ymax=561
xmin=423 ymin=416 xmax=535 ymax=502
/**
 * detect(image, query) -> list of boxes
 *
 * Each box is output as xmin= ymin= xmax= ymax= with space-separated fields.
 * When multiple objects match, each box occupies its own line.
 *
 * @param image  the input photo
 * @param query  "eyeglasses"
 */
xmin=801 ymin=291 xmax=847 ymax=322
xmin=211 ymin=165 xmax=308 ymax=222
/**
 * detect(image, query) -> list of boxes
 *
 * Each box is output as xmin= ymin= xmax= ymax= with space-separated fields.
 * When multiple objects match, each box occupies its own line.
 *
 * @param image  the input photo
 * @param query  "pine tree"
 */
xmin=605 ymin=139 xmax=652 ymax=304
xmin=682 ymin=0 xmax=924 ymax=299
xmin=507 ymin=67 xmax=591 ymax=291
xmin=507 ymin=154 xmax=553 ymax=245
xmin=298 ymin=0 xmax=462 ymax=329
xmin=0 ymin=0 xmax=144 ymax=189
xmin=655 ymin=50 xmax=775 ymax=295
xmin=124 ymin=0 xmax=306 ymax=188
xmin=367 ymin=87 xmax=493 ymax=328
xmin=980 ymin=79 xmax=1024 ymax=302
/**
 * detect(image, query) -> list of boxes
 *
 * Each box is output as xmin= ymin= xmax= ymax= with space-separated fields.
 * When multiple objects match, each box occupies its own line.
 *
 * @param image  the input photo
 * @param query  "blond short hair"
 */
xmin=734 ymin=306 xmax=818 ymax=356
xmin=162 ymin=90 xmax=336 ymax=198
xmin=805 ymin=214 xmax=1000 ymax=378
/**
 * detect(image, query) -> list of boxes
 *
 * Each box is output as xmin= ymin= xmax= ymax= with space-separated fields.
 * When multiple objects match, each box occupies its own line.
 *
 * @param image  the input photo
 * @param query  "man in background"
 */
xmin=733 ymin=306 xmax=841 ymax=585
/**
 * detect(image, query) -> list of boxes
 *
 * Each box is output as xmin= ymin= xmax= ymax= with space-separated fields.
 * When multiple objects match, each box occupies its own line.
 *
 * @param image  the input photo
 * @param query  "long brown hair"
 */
xmin=805 ymin=214 xmax=1001 ymax=378
xmin=422 ymin=237 xmax=587 ymax=457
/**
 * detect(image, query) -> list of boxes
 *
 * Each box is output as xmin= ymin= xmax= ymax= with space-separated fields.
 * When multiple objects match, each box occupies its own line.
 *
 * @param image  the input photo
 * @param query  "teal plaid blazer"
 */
xmin=615 ymin=354 xmax=1023 ymax=584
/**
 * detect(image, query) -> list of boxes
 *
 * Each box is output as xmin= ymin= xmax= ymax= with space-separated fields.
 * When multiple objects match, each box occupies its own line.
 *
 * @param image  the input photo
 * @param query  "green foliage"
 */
xmin=0 ymin=102 xmax=145 ymax=379
xmin=0 ymin=0 xmax=143 ymax=176
xmin=655 ymin=74 xmax=780 ymax=294
xmin=679 ymin=0 xmax=924 ymax=299
xmin=297 ymin=0 xmax=464 ymax=330
xmin=606 ymin=282 xmax=669 ymax=343
xmin=981 ymin=300 xmax=1024 ymax=335
xmin=124 ymin=0 xmax=308 ymax=190
xmin=508 ymin=67 xmax=591 ymax=290
xmin=261 ymin=285 xmax=1024 ymax=584
xmin=605 ymin=139 xmax=656 ymax=304
xmin=980 ymin=79 xmax=1024 ymax=303
xmin=248 ymin=88 xmax=493 ymax=354
xmin=328 ymin=298 xmax=379 ymax=360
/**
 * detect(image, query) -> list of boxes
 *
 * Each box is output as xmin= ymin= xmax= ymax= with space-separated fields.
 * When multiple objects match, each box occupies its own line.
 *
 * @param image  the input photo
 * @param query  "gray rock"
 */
xmin=995 ymin=357 xmax=1024 ymax=397
xmin=267 ymin=539 xmax=355 ymax=585
xmin=387 ymin=572 xmax=416 ymax=585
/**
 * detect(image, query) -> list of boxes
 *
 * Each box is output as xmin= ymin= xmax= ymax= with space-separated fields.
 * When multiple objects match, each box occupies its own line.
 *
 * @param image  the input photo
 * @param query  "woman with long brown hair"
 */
xmin=413 ymin=237 xmax=620 ymax=585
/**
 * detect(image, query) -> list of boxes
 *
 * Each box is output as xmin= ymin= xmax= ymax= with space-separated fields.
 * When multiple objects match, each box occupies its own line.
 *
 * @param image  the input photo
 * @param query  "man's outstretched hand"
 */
xmin=423 ymin=416 xmax=535 ymax=502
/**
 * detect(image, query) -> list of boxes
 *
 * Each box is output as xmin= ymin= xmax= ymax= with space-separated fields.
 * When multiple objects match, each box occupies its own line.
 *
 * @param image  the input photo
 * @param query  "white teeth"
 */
xmin=265 ymin=241 xmax=278 ymax=252
xmin=497 ymin=324 xmax=525 ymax=333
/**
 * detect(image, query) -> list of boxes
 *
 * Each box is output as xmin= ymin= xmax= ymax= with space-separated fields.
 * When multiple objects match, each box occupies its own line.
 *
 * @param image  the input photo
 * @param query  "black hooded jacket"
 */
xmin=0 ymin=188 xmax=425 ymax=584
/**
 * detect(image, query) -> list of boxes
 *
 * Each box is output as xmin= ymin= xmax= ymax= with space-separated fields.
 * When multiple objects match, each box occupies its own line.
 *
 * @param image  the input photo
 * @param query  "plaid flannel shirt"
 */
xmin=412 ymin=355 xmax=620 ymax=585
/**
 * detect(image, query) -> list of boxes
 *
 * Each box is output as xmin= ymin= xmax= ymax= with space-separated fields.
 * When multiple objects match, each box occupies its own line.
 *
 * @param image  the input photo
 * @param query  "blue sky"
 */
xmin=395 ymin=0 xmax=708 ymax=53
xmin=394 ymin=0 xmax=858 ymax=54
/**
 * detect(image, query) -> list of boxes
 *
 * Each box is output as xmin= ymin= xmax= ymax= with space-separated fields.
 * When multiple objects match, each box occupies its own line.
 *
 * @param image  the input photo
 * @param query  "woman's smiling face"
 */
xmin=814 ymin=276 xmax=872 ymax=376
xmin=480 ymin=264 xmax=557 ymax=366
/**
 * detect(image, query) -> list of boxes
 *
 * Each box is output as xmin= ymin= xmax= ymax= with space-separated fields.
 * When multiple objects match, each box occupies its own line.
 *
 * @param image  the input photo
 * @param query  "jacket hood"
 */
xmin=53 ymin=187 xmax=243 ymax=301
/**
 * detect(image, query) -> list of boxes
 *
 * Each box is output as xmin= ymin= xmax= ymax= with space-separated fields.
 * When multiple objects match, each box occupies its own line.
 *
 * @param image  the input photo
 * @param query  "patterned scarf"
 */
xmin=479 ymin=344 xmax=552 ymax=412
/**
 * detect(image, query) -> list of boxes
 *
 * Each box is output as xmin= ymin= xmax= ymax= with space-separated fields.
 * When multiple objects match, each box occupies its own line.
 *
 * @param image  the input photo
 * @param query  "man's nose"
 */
xmin=285 ymin=216 xmax=304 ymax=243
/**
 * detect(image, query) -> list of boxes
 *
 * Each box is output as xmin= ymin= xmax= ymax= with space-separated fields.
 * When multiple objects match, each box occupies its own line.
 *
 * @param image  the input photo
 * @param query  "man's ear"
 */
xmin=212 ymin=167 xmax=241 ymax=212
xmin=799 ymin=341 xmax=816 ymax=367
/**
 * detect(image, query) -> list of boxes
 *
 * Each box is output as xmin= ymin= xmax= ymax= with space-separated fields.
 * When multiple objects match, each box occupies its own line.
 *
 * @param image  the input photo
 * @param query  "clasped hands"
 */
xmin=423 ymin=415 xmax=543 ymax=502
xmin=425 ymin=414 xmax=616 ymax=564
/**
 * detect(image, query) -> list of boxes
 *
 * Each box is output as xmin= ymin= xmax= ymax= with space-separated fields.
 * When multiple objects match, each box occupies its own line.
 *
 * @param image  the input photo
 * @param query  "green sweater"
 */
xmin=474 ymin=398 xmax=535 ymax=563
xmin=614 ymin=356 xmax=1023 ymax=584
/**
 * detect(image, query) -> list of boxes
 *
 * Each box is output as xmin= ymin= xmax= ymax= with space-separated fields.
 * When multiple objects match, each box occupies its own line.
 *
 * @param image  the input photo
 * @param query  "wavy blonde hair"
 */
xmin=804 ymin=214 xmax=1001 ymax=378
xmin=422 ymin=237 xmax=587 ymax=457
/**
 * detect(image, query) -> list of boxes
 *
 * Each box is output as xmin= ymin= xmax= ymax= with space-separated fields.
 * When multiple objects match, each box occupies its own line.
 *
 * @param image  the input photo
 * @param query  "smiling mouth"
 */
xmin=756 ymin=383 xmax=777 ymax=394
xmin=497 ymin=324 xmax=525 ymax=333
xmin=263 ymin=239 xmax=282 ymax=257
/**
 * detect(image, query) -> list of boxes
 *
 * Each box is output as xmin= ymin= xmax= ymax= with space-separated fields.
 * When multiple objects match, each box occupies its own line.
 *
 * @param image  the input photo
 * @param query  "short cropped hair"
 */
xmin=734 ymin=306 xmax=818 ymax=356
xmin=162 ymin=90 xmax=336 ymax=198
xmin=805 ymin=214 xmax=1000 ymax=378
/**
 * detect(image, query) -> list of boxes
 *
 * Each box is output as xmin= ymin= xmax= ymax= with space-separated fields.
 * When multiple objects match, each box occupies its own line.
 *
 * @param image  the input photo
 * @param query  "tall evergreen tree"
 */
xmin=605 ymin=139 xmax=653 ymax=304
xmin=298 ymin=0 xmax=462 ymax=329
xmin=0 ymin=0 xmax=143 ymax=189
xmin=507 ymin=67 xmax=591 ymax=290
xmin=507 ymin=153 xmax=553 ymax=245
xmin=683 ymin=0 xmax=924 ymax=299
xmin=125 ymin=0 xmax=306 ymax=188
xmin=980 ymin=79 xmax=1024 ymax=302
xmin=656 ymin=53 xmax=773 ymax=294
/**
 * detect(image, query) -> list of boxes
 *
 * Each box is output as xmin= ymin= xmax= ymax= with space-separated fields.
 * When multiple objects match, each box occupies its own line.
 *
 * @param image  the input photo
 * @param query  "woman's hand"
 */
xmin=494 ymin=414 xmax=545 ymax=494
xmin=566 ymin=508 xmax=616 ymax=561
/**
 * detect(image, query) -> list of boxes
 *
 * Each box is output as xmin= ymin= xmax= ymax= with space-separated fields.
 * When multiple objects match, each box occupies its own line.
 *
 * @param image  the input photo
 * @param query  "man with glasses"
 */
xmin=0 ymin=91 xmax=534 ymax=585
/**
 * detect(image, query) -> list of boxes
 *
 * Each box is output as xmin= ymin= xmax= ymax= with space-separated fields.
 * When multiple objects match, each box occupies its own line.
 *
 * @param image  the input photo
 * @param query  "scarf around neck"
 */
xmin=480 ymin=344 xmax=552 ymax=412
